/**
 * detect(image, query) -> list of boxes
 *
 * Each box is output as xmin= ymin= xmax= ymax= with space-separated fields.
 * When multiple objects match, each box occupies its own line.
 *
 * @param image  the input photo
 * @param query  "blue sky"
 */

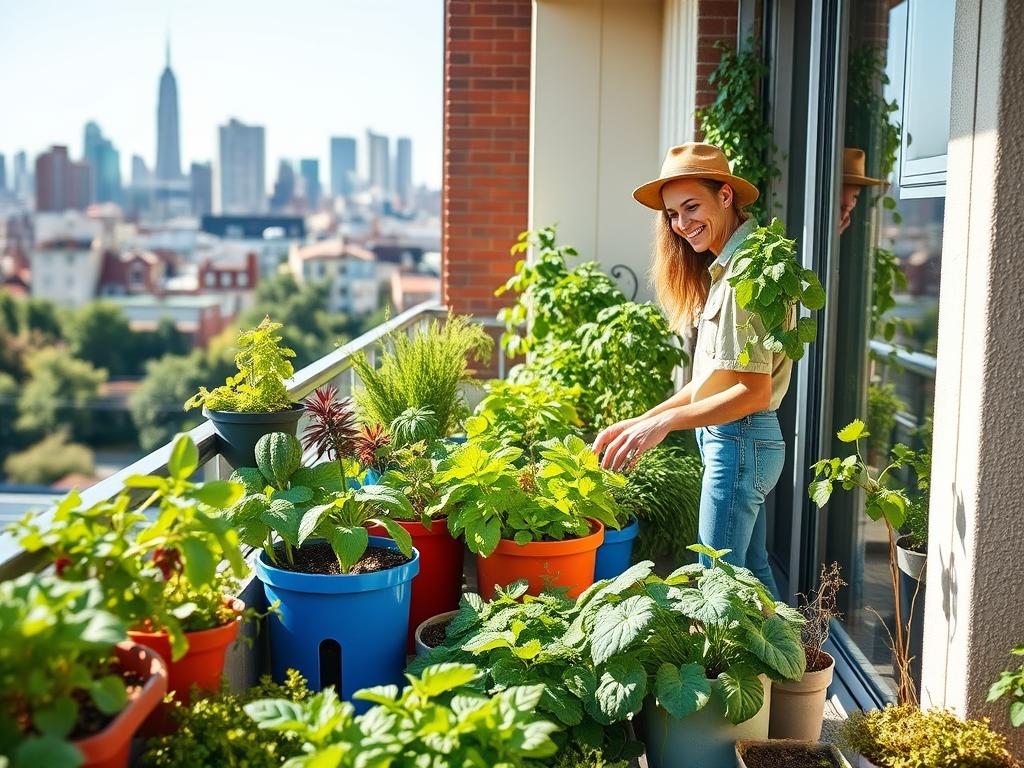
xmin=0 ymin=0 xmax=443 ymax=189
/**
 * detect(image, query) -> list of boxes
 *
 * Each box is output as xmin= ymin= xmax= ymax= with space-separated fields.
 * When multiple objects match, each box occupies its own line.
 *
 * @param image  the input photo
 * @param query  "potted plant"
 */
xmin=244 ymin=662 xmax=559 ymax=766
xmin=11 ymin=435 xmax=249 ymax=707
xmin=184 ymin=317 xmax=303 ymax=468
xmin=412 ymin=609 xmax=459 ymax=656
xmin=0 ymin=574 xmax=168 ymax=768
xmin=569 ymin=553 xmax=805 ymax=768
xmin=735 ymin=740 xmax=851 ymax=768
xmin=769 ymin=562 xmax=845 ymax=740
xmin=226 ymin=432 xmax=419 ymax=705
xmin=436 ymin=434 xmax=625 ymax=598
xmin=839 ymin=705 xmax=1017 ymax=768
xmin=350 ymin=313 xmax=492 ymax=443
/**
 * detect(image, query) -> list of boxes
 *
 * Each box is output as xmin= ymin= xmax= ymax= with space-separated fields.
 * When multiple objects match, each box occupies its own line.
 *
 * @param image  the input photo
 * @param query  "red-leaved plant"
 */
xmin=302 ymin=385 xmax=359 ymax=465
xmin=357 ymin=423 xmax=391 ymax=474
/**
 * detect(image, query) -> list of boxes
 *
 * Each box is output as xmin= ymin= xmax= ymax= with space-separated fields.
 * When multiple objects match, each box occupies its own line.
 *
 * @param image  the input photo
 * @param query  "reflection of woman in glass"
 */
xmin=592 ymin=142 xmax=790 ymax=596
xmin=839 ymin=148 xmax=885 ymax=235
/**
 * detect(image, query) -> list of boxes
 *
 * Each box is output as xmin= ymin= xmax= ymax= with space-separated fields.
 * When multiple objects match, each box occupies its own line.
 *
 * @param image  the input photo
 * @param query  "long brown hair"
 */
xmin=650 ymin=179 xmax=748 ymax=330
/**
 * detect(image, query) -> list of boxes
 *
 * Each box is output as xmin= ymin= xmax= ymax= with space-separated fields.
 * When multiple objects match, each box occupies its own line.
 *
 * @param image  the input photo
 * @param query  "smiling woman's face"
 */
xmin=660 ymin=178 xmax=735 ymax=255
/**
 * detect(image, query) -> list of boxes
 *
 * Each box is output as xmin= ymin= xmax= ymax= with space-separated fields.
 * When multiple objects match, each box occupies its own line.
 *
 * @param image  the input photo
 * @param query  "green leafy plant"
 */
xmin=726 ymin=218 xmax=826 ymax=365
xmin=140 ymin=670 xmax=312 ymax=768
xmin=436 ymin=435 xmax=626 ymax=556
xmin=840 ymin=705 xmax=1017 ymax=768
xmin=225 ymin=431 xmax=414 ymax=573
xmin=184 ymin=316 xmax=296 ymax=413
xmin=471 ymin=379 xmax=584 ymax=453
xmin=697 ymin=39 xmax=780 ymax=222
xmin=808 ymin=419 xmax=925 ymax=705
xmin=867 ymin=382 xmax=904 ymax=460
xmin=899 ymin=421 xmax=932 ymax=552
xmin=0 ymin=575 xmax=128 ymax=768
xmin=989 ymin=646 xmax=1024 ymax=729
xmin=388 ymin=406 xmax=439 ymax=449
xmin=377 ymin=439 xmax=452 ymax=526
xmin=872 ymin=248 xmax=910 ymax=342
xmin=11 ymin=435 xmax=247 ymax=660
xmin=351 ymin=314 xmax=492 ymax=440
xmin=244 ymin=662 xmax=560 ymax=767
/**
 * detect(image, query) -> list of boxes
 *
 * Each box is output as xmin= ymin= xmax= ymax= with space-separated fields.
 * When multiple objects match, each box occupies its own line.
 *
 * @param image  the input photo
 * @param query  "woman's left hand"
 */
xmin=599 ymin=413 xmax=673 ymax=472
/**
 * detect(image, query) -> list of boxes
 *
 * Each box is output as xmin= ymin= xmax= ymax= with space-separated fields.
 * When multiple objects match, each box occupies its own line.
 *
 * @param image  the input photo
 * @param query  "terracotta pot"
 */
xmin=128 ymin=598 xmax=243 ymax=706
xmin=768 ymin=652 xmax=835 ymax=741
xmin=367 ymin=517 xmax=464 ymax=652
xmin=413 ymin=609 xmax=460 ymax=656
xmin=735 ymin=738 xmax=852 ymax=768
xmin=73 ymin=642 xmax=167 ymax=768
xmin=475 ymin=521 xmax=604 ymax=600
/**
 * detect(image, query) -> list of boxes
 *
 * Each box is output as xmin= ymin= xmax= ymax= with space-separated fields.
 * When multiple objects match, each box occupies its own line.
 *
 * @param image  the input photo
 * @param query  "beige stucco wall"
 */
xmin=531 ymin=0 xmax=664 ymax=303
xmin=922 ymin=0 xmax=1024 ymax=752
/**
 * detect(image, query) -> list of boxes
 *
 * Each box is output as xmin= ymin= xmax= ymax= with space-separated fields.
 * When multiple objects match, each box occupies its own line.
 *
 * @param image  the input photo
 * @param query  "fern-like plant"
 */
xmin=184 ymin=317 xmax=296 ymax=413
xmin=351 ymin=314 xmax=492 ymax=439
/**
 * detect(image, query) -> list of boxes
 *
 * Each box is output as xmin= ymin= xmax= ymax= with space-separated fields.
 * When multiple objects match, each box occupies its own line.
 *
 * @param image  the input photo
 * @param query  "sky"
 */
xmin=0 ymin=0 xmax=444 ymax=191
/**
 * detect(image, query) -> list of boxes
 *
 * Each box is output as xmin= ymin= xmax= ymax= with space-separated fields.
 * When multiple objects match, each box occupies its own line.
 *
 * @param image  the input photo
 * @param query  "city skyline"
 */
xmin=0 ymin=0 xmax=444 ymax=190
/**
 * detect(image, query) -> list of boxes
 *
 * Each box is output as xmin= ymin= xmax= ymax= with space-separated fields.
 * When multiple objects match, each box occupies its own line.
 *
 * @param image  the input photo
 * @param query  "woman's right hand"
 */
xmin=591 ymin=417 xmax=643 ymax=459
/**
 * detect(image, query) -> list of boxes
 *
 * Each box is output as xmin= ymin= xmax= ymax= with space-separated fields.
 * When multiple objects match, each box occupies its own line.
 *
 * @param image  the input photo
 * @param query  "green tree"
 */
xmin=20 ymin=297 xmax=64 ymax=342
xmin=65 ymin=300 xmax=132 ymax=376
xmin=3 ymin=431 xmax=95 ymax=486
xmin=15 ymin=348 xmax=106 ymax=440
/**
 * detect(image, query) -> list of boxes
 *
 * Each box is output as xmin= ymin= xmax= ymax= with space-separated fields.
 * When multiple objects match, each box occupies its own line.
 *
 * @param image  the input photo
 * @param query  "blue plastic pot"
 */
xmin=593 ymin=517 xmax=640 ymax=580
xmin=362 ymin=468 xmax=381 ymax=485
xmin=255 ymin=537 xmax=419 ymax=711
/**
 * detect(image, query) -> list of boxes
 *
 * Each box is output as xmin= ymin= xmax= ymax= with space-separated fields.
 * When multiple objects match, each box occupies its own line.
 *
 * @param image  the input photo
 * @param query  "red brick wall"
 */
xmin=441 ymin=0 xmax=532 ymax=318
xmin=695 ymin=0 xmax=739 ymax=138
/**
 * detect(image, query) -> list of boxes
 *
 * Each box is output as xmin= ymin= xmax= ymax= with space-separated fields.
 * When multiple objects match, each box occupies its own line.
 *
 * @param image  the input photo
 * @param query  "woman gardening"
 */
xmin=594 ymin=142 xmax=814 ymax=597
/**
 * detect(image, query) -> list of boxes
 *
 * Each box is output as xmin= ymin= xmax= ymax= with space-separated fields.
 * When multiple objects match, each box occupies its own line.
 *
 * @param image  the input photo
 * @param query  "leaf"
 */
xmin=802 ymin=281 xmax=826 ymax=311
xmin=244 ymin=698 xmax=311 ymax=731
xmin=292 ymin=462 xmax=343 ymax=492
xmin=12 ymin=735 xmax=84 ymax=768
xmin=260 ymin=500 xmax=301 ymax=546
xmin=797 ymin=316 xmax=817 ymax=344
xmin=329 ymin=526 xmax=369 ymax=572
xmin=734 ymin=280 xmax=755 ymax=308
xmin=808 ymin=479 xmax=833 ymax=508
xmin=590 ymin=595 xmax=656 ymax=665
xmin=414 ymin=663 xmax=479 ymax=697
xmin=540 ymin=683 xmax=583 ymax=725
xmin=188 ymin=480 xmax=244 ymax=509
xmin=655 ymin=662 xmax=711 ymax=719
xmin=1011 ymin=699 xmax=1024 ymax=728
xmin=592 ymin=656 xmax=647 ymax=724
xmin=372 ymin=516 xmax=414 ymax=558
xmin=837 ymin=419 xmax=868 ymax=443
xmin=168 ymin=435 xmax=199 ymax=480
xmin=180 ymin=537 xmax=216 ymax=586
xmin=718 ymin=665 xmax=765 ymax=724
xmin=298 ymin=503 xmax=334 ymax=545
xmin=744 ymin=616 xmax=806 ymax=679
xmin=32 ymin=697 xmax=78 ymax=738
xmin=271 ymin=486 xmax=314 ymax=505
xmin=230 ymin=467 xmax=269 ymax=494
xmin=89 ymin=675 xmax=128 ymax=715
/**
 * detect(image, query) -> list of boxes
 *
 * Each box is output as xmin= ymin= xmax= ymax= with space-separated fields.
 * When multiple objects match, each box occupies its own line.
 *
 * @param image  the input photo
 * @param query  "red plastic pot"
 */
xmin=367 ymin=517 xmax=464 ymax=652
xmin=73 ymin=641 xmax=167 ymax=768
xmin=128 ymin=598 xmax=243 ymax=705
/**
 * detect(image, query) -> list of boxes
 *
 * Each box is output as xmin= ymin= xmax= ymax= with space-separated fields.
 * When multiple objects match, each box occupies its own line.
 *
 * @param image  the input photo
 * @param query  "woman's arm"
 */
xmin=591 ymin=379 xmax=695 ymax=456
xmin=599 ymin=372 xmax=770 ymax=471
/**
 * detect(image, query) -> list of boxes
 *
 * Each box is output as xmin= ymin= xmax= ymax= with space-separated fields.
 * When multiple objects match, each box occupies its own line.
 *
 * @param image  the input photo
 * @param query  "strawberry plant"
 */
xmin=11 ymin=435 xmax=247 ymax=661
xmin=244 ymin=662 xmax=559 ymax=767
xmin=0 ymin=575 xmax=128 ymax=768
xmin=184 ymin=317 xmax=296 ymax=413
xmin=435 ymin=435 xmax=626 ymax=557
xmin=726 ymin=218 xmax=825 ymax=365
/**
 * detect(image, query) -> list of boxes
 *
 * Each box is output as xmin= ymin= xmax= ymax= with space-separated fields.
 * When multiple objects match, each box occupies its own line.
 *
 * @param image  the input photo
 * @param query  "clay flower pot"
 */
xmin=414 ymin=610 xmax=460 ymax=656
xmin=769 ymin=651 xmax=835 ymax=741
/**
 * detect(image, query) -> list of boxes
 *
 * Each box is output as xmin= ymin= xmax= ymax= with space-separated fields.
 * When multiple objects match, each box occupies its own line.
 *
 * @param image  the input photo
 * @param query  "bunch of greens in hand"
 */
xmin=0 ymin=575 xmax=129 ymax=768
xmin=408 ymin=582 xmax=643 ymax=763
xmin=184 ymin=317 xmax=296 ymax=414
xmin=727 ymin=218 xmax=825 ymax=364
xmin=244 ymin=663 xmax=559 ymax=768
xmin=436 ymin=435 xmax=626 ymax=557
xmin=225 ymin=432 xmax=415 ymax=573
xmin=12 ymin=435 xmax=246 ymax=660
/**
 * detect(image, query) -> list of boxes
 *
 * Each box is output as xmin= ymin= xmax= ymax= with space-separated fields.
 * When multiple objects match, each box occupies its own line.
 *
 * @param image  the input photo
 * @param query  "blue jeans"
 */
xmin=695 ymin=411 xmax=784 ymax=598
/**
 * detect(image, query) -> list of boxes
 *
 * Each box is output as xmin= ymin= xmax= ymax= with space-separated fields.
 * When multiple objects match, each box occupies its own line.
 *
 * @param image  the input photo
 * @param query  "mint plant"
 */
xmin=184 ymin=317 xmax=296 ymax=413
xmin=244 ymin=663 xmax=559 ymax=767
xmin=11 ymin=435 xmax=247 ymax=660
xmin=727 ymin=218 xmax=825 ymax=365
xmin=435 ymin=435 xmax=625 ymax=557
xmin=0 ymin=575 xmax=129 ymax=768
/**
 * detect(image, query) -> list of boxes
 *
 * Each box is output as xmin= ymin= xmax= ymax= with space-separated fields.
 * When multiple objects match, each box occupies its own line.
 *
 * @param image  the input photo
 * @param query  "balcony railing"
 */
xmin=0 ymin=301 xmax=508 ymax=582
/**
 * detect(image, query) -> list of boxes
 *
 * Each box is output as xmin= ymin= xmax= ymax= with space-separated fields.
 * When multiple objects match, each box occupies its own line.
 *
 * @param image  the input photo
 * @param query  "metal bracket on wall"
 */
xmin=610 ymin=264 xmax=639 ymax=301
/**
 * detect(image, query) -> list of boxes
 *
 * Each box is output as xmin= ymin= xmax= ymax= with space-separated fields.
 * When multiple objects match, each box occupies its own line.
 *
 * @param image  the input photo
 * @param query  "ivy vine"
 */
xmin=697 ymin=39 xmax=781 ymax=223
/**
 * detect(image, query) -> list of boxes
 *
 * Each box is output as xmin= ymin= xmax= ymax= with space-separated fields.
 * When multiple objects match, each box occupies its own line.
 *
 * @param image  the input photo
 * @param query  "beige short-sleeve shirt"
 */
xmin=690 ymin=218 xmax=794 ymax=411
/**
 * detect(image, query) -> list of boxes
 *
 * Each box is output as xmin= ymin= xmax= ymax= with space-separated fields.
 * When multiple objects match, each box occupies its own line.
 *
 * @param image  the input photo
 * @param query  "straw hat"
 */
xmin=842 ymin=148 xmax=885 ymax=187
xmin=633 ymin=143 xmax=760 ymax=211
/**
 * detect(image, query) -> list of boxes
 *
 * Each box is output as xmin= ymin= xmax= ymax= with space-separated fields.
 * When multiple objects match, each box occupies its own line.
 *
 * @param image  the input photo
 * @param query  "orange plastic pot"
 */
xmin=476 ymin=521 xmax=604 ymax=599
xmin=367 ymin=517 xmax=464 ymax=652
xmin=128 ymin=598 xmax=242 ymax=734
xmin=73 ymin=642 xmax=167 ymax=768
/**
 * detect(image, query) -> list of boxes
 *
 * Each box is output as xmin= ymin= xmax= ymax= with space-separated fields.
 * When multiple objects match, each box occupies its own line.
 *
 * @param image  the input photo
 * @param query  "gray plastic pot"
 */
xmin=203 ymin=404 xmax=304 ymax=468
xmin=640 ymin=675 xmax=771 ymax=768
xmin=413 ymin=610 xmax=459 ymax=656
xmin=769 ymin=651 xmax=835 ymax=741
xmin=735 ymin=739 xmax=852 ymax=767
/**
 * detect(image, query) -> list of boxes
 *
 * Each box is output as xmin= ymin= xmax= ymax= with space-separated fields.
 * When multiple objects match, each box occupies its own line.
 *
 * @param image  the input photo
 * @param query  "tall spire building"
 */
xmin=156 ymin=38 xmax=182 ymax=181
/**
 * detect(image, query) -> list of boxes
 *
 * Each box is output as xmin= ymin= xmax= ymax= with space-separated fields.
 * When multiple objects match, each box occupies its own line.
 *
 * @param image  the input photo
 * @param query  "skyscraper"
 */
xmin=131 ymin=155 xmax=150 ymax=185
xmin=299 ymin=159 xmax=320 ymax=211
xmin=156 ymin=39 xmax=182 ymax=181
xmin=270 ymin=159 xmax=296 ymax=211
xmin=13 ymin=151 xmax=30 ymax=196
xmin=366 ymin=130 xmax=390 ymax=202
xmin=330 ymin=137 xmax=357 ymax=198
xmin=35 ymin=146 xmax=92 ymax=212
xmin=83 ymin=121 xmax=122 ymax=204
xmin=217 ymin=118 xmax=266 ymax=214
xmin=0 ymin=153 xmax=6 ymax=193
xmin=395 ymin=137 xmax=412 ymax=210
xmin=190 ymin=162 xmax=212 ymax=217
